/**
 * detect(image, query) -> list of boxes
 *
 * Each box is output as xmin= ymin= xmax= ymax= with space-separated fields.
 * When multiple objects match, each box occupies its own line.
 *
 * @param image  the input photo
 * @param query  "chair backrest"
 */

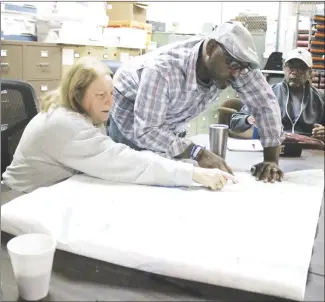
xmin=102 ymin=60 xmax=122 ymax=76
xmin=264 ymin=51 xmax=283 ymax=71
xmin=1 ymin=79 xmax=38 ymax=176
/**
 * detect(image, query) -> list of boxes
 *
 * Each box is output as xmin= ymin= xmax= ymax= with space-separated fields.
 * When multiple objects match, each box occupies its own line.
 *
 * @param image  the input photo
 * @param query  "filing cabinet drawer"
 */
xmin=62 ymin=45 xmax=107 ymax=61
xmin=24 ymin=45 xmax=61 ymax=80
xmin=62 ymin=45 xmax=85 ymax=62
xmin=83 ymin=46 xmax=106 ymax=59
xmin=28 ymin=80 xmax=60 ymax=109
xmin=61 ymin=46 xmax=85 ymax=77
xmin=106 ymin=47 xmax=143 ymax=61
xmin=0 ymin=45 xmax=23 ymax=79
xmin=70 ymin=46 xmax=85 ymax=61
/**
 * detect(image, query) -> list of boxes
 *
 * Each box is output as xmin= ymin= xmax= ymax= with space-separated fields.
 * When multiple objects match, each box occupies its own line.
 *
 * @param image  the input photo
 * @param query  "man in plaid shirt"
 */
xmin=109 ymin=21 xmax=285 ymax=183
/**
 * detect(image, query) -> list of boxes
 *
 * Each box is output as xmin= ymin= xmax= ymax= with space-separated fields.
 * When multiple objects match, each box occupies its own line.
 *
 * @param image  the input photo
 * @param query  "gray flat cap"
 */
xmin=210 ymin=21 xmax=261 ymax=69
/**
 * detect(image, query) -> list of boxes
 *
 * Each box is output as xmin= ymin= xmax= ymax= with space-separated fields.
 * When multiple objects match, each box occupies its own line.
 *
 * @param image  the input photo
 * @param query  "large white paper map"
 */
xmin=1 ymin=169 xmax=324 ymax=301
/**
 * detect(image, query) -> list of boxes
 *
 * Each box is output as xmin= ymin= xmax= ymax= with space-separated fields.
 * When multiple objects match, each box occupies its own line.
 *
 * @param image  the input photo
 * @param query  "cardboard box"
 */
xmin=106 ymin=2 xmax=148 ymax=23
xmin=103 ymin=27 xmax=147 ymax=49
xmin=107 ymin=20 xmax=152 ymax=46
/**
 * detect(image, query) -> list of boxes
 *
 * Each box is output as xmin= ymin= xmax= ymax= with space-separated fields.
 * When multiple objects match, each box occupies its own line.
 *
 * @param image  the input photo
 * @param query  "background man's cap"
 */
xmin=284 ymin=48 xmax=312 ymax=67
xmin=210 ymin=21 xmax=261 ymax=69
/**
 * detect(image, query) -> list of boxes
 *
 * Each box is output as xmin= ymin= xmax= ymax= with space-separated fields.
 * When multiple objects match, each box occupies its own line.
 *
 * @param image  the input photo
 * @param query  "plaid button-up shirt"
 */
xmin=111 ymin=36 xmax=284 ymax=158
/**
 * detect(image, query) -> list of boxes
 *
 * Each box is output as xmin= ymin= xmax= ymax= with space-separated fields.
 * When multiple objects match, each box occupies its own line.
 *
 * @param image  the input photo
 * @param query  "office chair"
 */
xmin=264 ymin=52 xmax=283 ymax=71
xmin=1 ymin=79 xmax=38 ymax=177
xmin=263 ymin=51 xmax=285 ymax=84
xmin=102 ymin=60 xmax=122 ymax=77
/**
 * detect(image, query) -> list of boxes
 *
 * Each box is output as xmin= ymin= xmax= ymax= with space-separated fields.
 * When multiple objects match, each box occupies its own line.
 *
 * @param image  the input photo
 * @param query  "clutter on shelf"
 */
xmin=310 ymin=14 xmax=324 ymax=89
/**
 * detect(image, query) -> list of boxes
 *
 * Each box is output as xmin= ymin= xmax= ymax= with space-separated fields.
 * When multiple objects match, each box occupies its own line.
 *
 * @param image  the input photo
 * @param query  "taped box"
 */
xmin=106 ymin=2 xmax=149 ymax=23
xmin=103 ymin=27 xmax=147 ymax=49
xmin=107 ymin=20 xmax=152 ymax=47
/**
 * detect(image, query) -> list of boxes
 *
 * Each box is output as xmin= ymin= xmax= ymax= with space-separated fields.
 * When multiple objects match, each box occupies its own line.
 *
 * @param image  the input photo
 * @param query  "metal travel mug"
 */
xmin=209 ymin=124 xmax=229 ymax=159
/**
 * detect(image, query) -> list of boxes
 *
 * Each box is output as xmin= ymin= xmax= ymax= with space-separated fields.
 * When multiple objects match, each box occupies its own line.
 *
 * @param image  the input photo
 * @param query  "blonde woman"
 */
xmin=2 ymin=57 xmax=236 ymax=193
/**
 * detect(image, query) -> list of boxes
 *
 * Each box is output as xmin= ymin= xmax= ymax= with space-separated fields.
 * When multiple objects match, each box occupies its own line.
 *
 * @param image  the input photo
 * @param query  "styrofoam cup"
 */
xmin=7 ymin=233 xmax=57 ymax=301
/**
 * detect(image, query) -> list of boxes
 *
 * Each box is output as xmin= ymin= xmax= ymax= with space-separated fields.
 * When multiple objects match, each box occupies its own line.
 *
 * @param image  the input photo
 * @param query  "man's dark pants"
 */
xmin=108 ymin=116 xmax=143 ymax=151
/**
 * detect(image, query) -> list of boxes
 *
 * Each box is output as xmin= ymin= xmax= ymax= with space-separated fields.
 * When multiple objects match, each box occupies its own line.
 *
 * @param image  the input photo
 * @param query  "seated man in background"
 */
xmin=110 ymin=21 xmax=285 ymax=183
xmin=230 ymin=48 xmax=325 ymax=142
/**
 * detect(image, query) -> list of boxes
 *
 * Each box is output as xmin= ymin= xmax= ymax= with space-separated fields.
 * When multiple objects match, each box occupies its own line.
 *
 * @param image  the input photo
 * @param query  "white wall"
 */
xmin=146 ymin=2 xmax=222 ymax=33
xmin=146 ymin=1 xmax=279 ymax=33
xmin=20 ymin=1 xmax=304 ymax=57
xmin=147 ymin=1 xmax=302 ymax=59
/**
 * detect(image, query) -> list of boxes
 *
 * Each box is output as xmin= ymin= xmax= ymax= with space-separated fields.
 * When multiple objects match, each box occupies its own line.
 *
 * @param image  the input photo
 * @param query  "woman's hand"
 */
xmin=192 ymin=167 xmax=238 ymax=190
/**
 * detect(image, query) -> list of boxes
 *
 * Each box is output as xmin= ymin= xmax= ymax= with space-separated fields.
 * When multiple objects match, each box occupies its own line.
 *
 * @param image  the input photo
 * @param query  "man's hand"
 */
xmin=251 ymin=146 xmax=283 ymax=183
xmin=246 ymin=115 xmax=255 ymax=125
xmin=312 ymin=124 xmax=325 ymax=141
xmin=250 ymin=162 xmax=284 ymax=183
xmin=197 ymin=149 xmax=234 ymax=175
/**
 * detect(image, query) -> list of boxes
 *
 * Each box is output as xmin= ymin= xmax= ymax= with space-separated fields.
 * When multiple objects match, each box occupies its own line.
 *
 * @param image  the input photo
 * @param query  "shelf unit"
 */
xmin=309 ymin=14 xmax=325 ymax=89
xmin=295 ymin=2 xmax=324 ymax=90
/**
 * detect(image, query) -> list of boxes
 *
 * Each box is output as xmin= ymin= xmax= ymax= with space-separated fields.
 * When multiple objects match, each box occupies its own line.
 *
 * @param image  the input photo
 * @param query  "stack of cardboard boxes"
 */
xmin=104 ymin=1 xmax=152 ymax=61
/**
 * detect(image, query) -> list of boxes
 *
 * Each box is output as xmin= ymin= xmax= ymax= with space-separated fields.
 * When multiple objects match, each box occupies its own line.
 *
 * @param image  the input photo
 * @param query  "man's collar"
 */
xmin=185 ymin=39 xmax=205 ymax=91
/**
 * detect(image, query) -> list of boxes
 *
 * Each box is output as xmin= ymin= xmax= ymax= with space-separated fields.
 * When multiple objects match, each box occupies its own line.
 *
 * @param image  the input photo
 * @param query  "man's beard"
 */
xmin=288 ymin=80 xmax=302 ymax=88
xmin=286 ymin=76 xmax=303 ymax=89
xmin=285 ymin=73 xmax=309 ymax=89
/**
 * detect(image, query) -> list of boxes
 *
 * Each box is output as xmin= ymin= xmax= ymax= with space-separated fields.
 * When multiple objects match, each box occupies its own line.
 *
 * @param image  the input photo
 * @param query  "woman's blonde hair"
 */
xmin=41 ymin=56 xmax=113 ymax=114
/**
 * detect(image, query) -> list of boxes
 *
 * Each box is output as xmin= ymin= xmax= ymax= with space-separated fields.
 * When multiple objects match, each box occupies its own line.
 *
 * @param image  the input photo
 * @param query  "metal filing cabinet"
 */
xmin=83 ymin=45 xmax=106 ymax=59
xmin=24 ymin=43 xmax=61 ymax=108
xmin=60 ymin=45 xmax=143 ymax=77
xmin=23 ymin=44 xmax=61 ymax=80
xmin=28 ymin=80 xmax=60 ymax=100
xmin=105 ymin=47 xmax=143 ymax=61
xmin=60 ymin=45 xmax=86 ymax=77
xmin=0 ymin=43 xmax=23 ymax=79
xmin=60 ymin=45 xmax=106 ymax=78
xmin=1 ymin=41 xmax=145 ymax=110
xmin=1 ymin=41 xmax=62 ymax=109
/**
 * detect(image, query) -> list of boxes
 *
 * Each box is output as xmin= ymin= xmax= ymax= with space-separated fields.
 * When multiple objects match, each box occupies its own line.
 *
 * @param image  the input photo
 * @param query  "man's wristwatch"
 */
xmin=190 ymin=144 xmax=206 ymax=161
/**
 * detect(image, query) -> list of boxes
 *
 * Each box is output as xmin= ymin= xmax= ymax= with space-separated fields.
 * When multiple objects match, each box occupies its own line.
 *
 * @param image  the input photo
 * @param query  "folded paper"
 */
xmin=1 ymin=169 xmax=324 ymax=301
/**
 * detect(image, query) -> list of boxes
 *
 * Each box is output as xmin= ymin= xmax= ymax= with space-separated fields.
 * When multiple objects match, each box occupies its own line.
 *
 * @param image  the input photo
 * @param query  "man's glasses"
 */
xmin=285 ymin=62 xmax=309 ymax=74
xmin=219 ymin=44 xmax=250 ymax=72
